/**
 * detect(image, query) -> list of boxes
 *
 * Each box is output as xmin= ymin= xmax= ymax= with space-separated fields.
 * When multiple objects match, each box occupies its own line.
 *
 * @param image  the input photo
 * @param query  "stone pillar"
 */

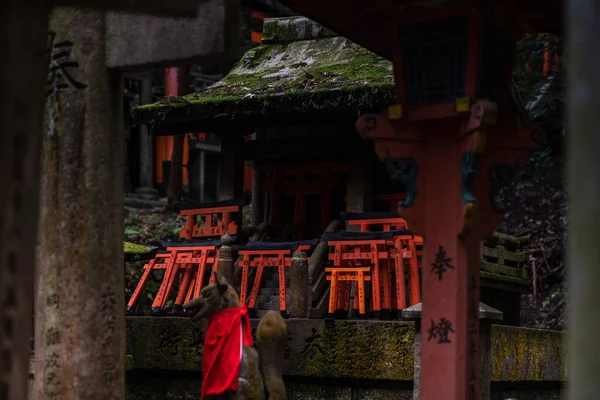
xmin=568 ymin=1 xmax=600 ymax=398
xmin=0 ymin=2 xmax=49 ymax=399
xmin=35 ymin=8 xmax=125 ymax=400
xmin=402 ymin=302 xmax=503 ymax=400
xmin=345 ymin=156 xmax=373 ymax=213
xmin=289 ymin=251 xmax=309 ymax=318
xmin=135 ymin=71 xmax=159 ymax=199
xmin=217 ymin=234 xmax=235 ymax=285
xmin=218 ymin=133 xmax=244 ymax=201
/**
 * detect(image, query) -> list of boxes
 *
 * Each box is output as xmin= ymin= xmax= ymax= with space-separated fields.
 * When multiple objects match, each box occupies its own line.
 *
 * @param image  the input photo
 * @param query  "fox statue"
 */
xmin=183 ymin=271 xmax=288 ymax=400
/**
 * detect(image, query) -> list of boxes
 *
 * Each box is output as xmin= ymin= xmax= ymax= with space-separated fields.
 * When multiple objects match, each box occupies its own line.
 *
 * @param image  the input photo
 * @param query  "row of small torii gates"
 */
xmin=0 ymin=0 xmax=596 ymax=400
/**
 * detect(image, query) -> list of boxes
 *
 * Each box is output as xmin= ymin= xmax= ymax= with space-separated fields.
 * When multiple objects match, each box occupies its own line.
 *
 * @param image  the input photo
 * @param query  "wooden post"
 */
xmin=567 ymin=0 xmax=600 ymax=398
xmin=345 ymin=156 xmax=373 ymax=214
xmin=35 ymin=8 xmax=125 ymax=400
xmin=136 ymin=72 xmax=159 ymax=197
xmin=0 ymin=1 xmax=49 ymax=399
xmin=218 ymin=133 xmax=245 ymax=202
xmin=289 ymin=251 xmax=309 ymax=318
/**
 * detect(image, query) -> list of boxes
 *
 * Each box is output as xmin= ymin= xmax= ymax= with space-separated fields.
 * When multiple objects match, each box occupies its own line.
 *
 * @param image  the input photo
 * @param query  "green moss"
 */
xmin=125 ymin=354 xmax=135 ymax=371
xmin=480 ymin=262 xmax=527 ymax=279
xmin=242 ymin=46 xmax=273 ymax=69
xmin=124 ymin=241 xmax=151 ymax=255
xmin=126 ymin=317 xmax=205 ymax=371
xmin=133 ymin=35 xmax=394 ymax=129
xmin=124 ymin=241 xmax=157 ymax=262
xmin=480 ymin=271 xmax=528 ymax=286
xmin=491 ymin=325 xmax=566 ymax=382
xmin=125 ymin=317 xmax=566 ymax=383
xmin=262 ymin=16 xmax=337 ymax=44
xmin=291 ymin=321 xmax=414 ymax=380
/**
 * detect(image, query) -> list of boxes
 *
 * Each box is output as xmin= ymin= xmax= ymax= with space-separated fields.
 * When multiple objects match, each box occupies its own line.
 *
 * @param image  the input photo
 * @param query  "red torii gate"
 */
xmin=279 ymin=1 xmax=562 ymax=399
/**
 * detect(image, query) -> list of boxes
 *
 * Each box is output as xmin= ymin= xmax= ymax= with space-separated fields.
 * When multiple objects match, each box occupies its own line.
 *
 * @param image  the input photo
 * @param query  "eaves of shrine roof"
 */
xmin=132 ymin=16 xmax=395 ymax=136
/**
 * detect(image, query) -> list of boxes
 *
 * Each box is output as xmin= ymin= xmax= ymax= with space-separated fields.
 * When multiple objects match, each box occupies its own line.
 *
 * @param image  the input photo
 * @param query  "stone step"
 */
xmin=262 ymin=279 xmax=290 ymax=288
xmin=257 ymin=294 xmax=292 ymax=304
xmin=255 ymin=309 xmax=288 ymax=319
xmin=256 ymin=300 xmax=289 ymax=311
xmin=258 ymin=287 xmax=280 ymax=296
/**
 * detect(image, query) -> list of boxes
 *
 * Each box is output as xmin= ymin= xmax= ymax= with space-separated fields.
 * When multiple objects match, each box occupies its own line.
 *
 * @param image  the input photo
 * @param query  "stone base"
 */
xmin=134 ymin=187 xmax=160 ymax=200
xmin=125 ymin=192 xmax=166 ymax=209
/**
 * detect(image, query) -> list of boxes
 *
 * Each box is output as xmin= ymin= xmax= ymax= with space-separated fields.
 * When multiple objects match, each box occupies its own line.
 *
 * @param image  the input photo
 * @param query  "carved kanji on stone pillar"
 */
xmin=1 ymin=1 xmax=207 ymax=400
xmin=357 ymin=100 xmax=543 ymax=400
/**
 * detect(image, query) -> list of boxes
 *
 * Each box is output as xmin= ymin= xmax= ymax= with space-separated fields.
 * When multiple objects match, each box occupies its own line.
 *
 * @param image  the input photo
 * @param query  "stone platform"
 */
xmin=124 ymin=317 xmax=566 ymax=399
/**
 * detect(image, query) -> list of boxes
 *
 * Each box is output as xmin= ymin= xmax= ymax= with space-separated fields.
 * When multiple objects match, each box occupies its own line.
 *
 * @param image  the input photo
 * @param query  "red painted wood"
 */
xmin=465 ymin=3 xmax=483 ymax=99
xmin=356 ymin=101 xmax=542 ymax=400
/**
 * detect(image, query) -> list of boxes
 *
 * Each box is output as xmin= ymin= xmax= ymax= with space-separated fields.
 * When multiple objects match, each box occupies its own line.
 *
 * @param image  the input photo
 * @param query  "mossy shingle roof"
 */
xmin=133 ymin=16 xmax=395 ymax=135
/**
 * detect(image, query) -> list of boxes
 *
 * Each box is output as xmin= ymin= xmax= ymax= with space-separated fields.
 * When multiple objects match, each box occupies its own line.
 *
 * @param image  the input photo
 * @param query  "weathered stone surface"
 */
xmin=491 ymin=325 xmax=566 ymax=382
xmin=286 ymin=383 xmax=351 ymax=399
xmin=216 ymin=234 xmax=235 ymax=284
xmin=105 ymin=0 xmax=235 ymax=69
xmin=36 ymin=8 xmax=125 ymax=400
xmin=289 ymin=251 xmax=309 ymax=318
xmin=261 ymin=16 xmax=337 ymax=43
xmin=126 ymin=317 xmax=415 ymax=379
xmin=132 ymin=16 xmax=395 ymax=135
xmin=125 ymin=317 xmax=567 ymax=384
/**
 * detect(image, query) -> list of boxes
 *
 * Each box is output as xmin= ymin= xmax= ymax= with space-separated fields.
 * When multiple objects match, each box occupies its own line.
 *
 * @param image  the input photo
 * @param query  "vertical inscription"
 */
xmin=431 ymin=245 xmax=455 ymax=281
xmin=46 ymin=30 xmax=87 ymax=139
xmin=427 ymin=318 xmax=455 ymax=344
xmin=46 ymin=31 xmax=87 ymax=96
xmin=100 ymin=285 xmax=118 ymax=399
xmin=44 ymin=280 xmax=61 ymax=400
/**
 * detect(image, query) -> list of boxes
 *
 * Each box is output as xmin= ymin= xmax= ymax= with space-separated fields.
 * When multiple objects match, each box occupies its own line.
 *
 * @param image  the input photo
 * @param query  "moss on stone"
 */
xmin=125 ymin=354 xmax=135 ymax=371
xmin=481 ymin=271 xmax=528 ymax=286
xmin=301 ymin=321 xmax=414 ymax=380
xmin=123 ymin=318 xmax=567 ymax=383
xmin=124 ymin=241 xmax=156 ymax=262
xmin=491 ymin=325 xmax=566 ymax=382
xmin=126 ymin=316 xmax=206 ymax=371
xmin=132 ymin=26 xmax=394 ymax=132
xmin=480 ymin=262 xmax=527 ymax=279
xmin=124 ymin=241 xmax=151 ymax=255
xmin=262 ymin=16 xmax=337 ymax=44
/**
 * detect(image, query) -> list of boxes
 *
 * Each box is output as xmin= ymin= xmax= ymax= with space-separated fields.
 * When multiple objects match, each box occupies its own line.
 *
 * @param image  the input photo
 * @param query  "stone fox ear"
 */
xmin=213 ymin=271 xmax=229 ymax=292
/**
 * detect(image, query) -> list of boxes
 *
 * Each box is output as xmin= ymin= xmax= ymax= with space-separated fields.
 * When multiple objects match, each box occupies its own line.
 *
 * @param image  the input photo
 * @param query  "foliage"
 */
xmin=124 ymin=208 xmax=183 ymax=312
xmin=513 ymin=34 xmax=562 ymax=104
xmin=124 ymin=207 xmax=183 ymax=247
xmin=497 ymin=33 xmax=566 ymax=330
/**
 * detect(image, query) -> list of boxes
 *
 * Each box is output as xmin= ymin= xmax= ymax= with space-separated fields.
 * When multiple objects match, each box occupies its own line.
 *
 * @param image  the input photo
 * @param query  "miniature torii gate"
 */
xmin=279 ymin=1 xmax=560 ymax=399
xmin=0 ymin=1 xmax=226 ymax=400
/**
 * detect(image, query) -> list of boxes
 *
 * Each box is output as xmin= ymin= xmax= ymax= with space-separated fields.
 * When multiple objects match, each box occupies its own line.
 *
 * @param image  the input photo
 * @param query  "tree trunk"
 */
xmin=35 ymin=8 xmax=125 ymax=400
xmin=166 ymin=66 xmax=190 ymax=210
xmin=0 ymin=1 xmax=48 ymax=399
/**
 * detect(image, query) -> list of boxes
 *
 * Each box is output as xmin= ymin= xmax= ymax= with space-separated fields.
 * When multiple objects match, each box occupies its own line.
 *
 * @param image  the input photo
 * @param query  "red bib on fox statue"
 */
xmin=202 ymin=306 xmax=254 ymax=397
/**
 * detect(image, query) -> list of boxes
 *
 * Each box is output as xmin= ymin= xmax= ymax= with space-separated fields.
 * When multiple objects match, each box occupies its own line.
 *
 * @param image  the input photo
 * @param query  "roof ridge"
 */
xmin=262 ymin=16 xmax=338 ymax=44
